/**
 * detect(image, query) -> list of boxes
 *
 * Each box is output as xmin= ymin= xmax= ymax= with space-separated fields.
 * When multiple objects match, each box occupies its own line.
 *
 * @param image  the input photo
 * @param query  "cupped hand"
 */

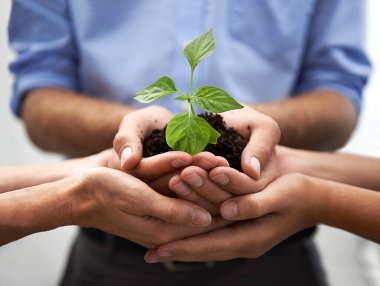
xmin=221 ymin=105 xmax=281 ymax=180
xmin=113 ymin=105 xmax=173 ymax=171
xmin=93 ymin=146 xmax=228 ymax=196
xmin=145 ymin=173 xmax=319 ymax=262
xmin=76 ymin=167 xmax=231 ymax=249
xmin=169 ymin=149 xmax=280 ymax=215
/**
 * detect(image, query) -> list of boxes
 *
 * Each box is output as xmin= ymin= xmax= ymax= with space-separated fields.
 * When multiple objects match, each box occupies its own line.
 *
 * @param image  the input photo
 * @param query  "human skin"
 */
xmin=113 ymin=105 xmax=280 ymax=180
xmin=144 ymin=148 xmax=380 ymax=262
xmin=22 ymin=88 xmax=355 ymax=158
xmin=0 ymin=151 xmax=232 ymax=246
xmin=109 ymin=91 xmax=353 ymax=182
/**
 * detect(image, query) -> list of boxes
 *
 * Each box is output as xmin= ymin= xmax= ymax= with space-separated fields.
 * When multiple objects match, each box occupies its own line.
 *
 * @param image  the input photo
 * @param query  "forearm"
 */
xmin=0 ymin=176 xmax=84 ymax=245
xmin=278 ymin=147 xmax=380 ymax=191
xmin=313 ymin=177 xmax=380 ymax=243
xmin=22 ymin=88 xmax=134 ymax=157
xmin=253 ymin=90 xmax=356 ymax=150
xmin=0 ymin=155 xmax=100 ymax=194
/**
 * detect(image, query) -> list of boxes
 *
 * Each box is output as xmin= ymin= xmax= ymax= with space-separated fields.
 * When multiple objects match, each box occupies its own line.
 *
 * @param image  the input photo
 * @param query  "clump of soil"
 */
xmin=142 ymin=113 xmax=247 ymax=171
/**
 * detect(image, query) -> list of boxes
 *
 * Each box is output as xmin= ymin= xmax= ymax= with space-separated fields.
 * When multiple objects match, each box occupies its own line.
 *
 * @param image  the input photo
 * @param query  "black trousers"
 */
xmin=60 ymin=231 xmax=329 ymax=286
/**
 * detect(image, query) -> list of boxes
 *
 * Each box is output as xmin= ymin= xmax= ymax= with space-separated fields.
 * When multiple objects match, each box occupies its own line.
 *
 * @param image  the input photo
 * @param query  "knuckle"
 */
xmin=255 ymin=144 xmax=272 ymax=162
xmin=163 ymin=204 xmax=185 ymax=224
xmin=271 ymin=121 xmax=282 ymax=142
xmin=113 ymin=132 xmax=127 ymax=151
xmin=243 ymin=196 xmax=262 ymax=218
xmin=260 ymin=117 xmax=281 ymax=142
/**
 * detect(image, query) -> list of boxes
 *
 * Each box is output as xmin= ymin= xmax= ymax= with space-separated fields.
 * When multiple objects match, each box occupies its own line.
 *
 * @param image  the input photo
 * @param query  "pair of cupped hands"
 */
xmin=84 ymin=105 xmax=314 ymax=263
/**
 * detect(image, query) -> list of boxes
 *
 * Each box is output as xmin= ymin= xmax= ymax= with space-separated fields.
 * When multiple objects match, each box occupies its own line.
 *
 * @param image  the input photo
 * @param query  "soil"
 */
xmin=142 ymin=113 xmax=247 ymax=171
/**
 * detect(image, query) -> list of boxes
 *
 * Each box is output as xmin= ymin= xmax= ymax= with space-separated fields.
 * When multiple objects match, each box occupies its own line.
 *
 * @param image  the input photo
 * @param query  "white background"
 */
xmin=0 ymin=1 xmax=379 ymax=285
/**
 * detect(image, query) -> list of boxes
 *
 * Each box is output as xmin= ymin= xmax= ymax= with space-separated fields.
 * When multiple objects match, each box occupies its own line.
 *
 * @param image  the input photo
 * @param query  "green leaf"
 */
xmin=193 ymin=86 xmax=244 ymax=113
xmin=166 ymin=113 xmax=211 ymax=155
xmin=134 ymin=76 xmax=177 ymax=103
xmin=208 ymin=125 xmax=221 ymax=144
xmin=174 ymin=95 xmax=188 ymax=101
xmin=184 ymin=29 xmax=215 ymax=71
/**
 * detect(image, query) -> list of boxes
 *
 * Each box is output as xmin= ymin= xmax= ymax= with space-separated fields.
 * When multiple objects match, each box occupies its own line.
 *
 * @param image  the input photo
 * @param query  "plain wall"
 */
xmin=0 ymin=1 xmax=379 ymax=285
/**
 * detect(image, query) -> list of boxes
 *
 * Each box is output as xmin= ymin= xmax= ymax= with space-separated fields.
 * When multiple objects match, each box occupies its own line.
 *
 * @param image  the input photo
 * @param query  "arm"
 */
xmin=218 ymin=174 xmax=380 ymax=244
xmin=0 ymin=167 xmax=222 ymax=246
xmin=145 ymin=173 xmax=380 ymax=262
xmin=8 ymin=1 xmax=135 ymax=157
xmin=255 ymin=0 xmax=370 ymax=150
xmin=0 ymin=153 xmax=101 ymax=194
xmin=253 ymin=90 xmax=356 ymax=150
xmin=277 ymin=146 xmax=380 ymax=191
xmin=22 ymin=88 xmax=134 ymax=157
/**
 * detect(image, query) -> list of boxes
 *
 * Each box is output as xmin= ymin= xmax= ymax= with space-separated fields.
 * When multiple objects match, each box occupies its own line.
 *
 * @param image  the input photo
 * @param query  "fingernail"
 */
xmin=184 ymin=173 xmax=203 ymax=187
xmin=250 ymin=157 xmax=261 ymax=177
xmin=171 ymin=159 xmax=189 ymax=168
xmin=173 ymin=182 xmax=192 ymax=196
xmin=146 ymin=256 xmax=160 ymax=263
xmin=192 ymin=208 xmax=212 ymax=226
xmin=210 ymin=174 xmax=229 ymax=185
xmin=222 ymin=201 xmax=237 ymax=218
xmin=120 ymin=146 xmax=132 ymax=167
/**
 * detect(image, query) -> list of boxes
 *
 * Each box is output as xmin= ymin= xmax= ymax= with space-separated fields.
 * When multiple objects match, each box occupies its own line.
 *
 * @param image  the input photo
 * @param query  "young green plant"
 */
xmin=134 ymin=29 xmax=243 ymax=155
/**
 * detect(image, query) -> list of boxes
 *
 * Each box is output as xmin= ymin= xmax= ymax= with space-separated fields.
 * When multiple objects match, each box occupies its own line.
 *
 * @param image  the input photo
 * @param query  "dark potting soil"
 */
xmin=142 ymin=113 xmax=247 ymax=171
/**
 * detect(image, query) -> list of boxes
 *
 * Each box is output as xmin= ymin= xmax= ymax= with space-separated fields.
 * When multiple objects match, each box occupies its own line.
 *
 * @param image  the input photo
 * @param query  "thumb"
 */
xmin=113 ymin=118 xmax=145 ymax=171
xmin=220 ymin=188 xmax=281 ymax=221
xmin=241 ymin=121 xmax=280 ymax=179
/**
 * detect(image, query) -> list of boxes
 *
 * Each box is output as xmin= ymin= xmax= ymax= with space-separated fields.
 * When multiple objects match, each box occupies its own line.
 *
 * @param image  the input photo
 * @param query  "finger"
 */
xmin=180 ymin=166 xmax=233 ymax=206
xmin=136 ymin=189 xmax=214 ymax=227
xmin=112 ymin=212 xmax=231 ymax=250
xmin=113 ymin=116 xmax=147 ymax=171
xmin=220 ymin=187 xmax=282 ymax=220
xmin=114 ymin=108 xmax=171 ymax=171
xmin=169 ymin=175 xmax=220 ymax=216
xmin=192 ymin=152 xmax=229 ymax=170
xmin=145 ymin=217 xmax=289 ymax=262
xmin=145 ymin=223 xmax=245 ymax=262
xmin=241 ymin=119 xmax=281 ymax=179
xmin=148 ymin=171 xmax=180 ymax=197
xmin=129 ymin=151 xmax=192 ymax=182
xmin=216 ymin=156 xmax=230 ymax=167
xmin=209 ymin=166 xmax=264 ymax=195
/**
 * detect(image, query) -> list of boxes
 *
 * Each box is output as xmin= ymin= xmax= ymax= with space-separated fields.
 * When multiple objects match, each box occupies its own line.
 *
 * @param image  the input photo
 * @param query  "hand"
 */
xmin=75 ymin=167 xmax=231 ymax=249
xmin=129 ymin=151 xmax=229 ymax=196
xmin=95 ymin=148 xmax=229 ymax=196
xmin=169 ymin=149 xmax=280 ymax=215
xmin=145 ymin=173 xmax=319 ymax=261
xmin=113 ymin=105 xmax=173 ymax=170
xmin=221 ymin=105 xmax=281 ymax=179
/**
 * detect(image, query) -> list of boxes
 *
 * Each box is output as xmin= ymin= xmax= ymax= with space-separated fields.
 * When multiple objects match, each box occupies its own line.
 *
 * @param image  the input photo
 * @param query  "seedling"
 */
xmin=134 ymin=29 xmax=243 ymax=155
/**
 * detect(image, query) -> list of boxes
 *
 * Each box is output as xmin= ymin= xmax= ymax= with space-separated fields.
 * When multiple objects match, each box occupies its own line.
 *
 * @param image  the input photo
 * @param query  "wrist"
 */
xmin=276 ymin=146 xmax=308 ymax=175
xmin=64 ymin=154 xmax=104 ymax=179
xmin=67 ymin=170 xmax=101 ymax=228
xmin=303 ymin=175 xmax=334 ymax=226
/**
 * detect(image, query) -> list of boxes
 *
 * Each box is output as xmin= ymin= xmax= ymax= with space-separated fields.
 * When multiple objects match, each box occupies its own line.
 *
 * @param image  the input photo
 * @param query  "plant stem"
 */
xmin=190 ymin=68 xmax=194 ymax=97
xmin=188 ymin=67 xmax=196 ymax=115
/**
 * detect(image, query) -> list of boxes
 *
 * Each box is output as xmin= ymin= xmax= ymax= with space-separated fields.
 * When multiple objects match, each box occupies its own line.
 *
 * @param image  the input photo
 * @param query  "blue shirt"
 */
xmin=8 ymin=0 xmax=371 ymax=116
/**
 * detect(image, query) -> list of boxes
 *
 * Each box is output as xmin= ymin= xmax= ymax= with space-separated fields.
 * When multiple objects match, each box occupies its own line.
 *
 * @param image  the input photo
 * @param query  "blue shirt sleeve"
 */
xmin=8 ymin=0 xmax=79 ymax=117
xmin=293 ymin=0 xmax=371 ymax=114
